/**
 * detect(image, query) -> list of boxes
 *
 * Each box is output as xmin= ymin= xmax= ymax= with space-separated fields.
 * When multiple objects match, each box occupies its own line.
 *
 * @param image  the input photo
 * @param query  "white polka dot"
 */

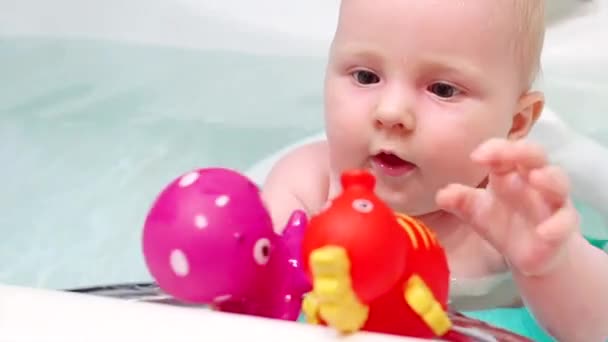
xmin=170 ymin=249 xmax=189 ymax=277
xmin=178 ymin=172 xmax=199 ymax=187
xmin=215 ymin=195 xmax=230 ymax=207
xmin=194 ymin=214 xmax=208 ymax=229
xmin=213 ymin=294 xmax=232 ymax=303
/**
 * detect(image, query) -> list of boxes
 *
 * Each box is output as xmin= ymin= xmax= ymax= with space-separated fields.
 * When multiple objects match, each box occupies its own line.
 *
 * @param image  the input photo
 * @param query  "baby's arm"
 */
xmin=438 ymin=139 xmax=608 ymax=341
xmin=513 ymin=235 xmax=608 ymax=341
xmin=261 ymin=141 xmax=330 ymax=234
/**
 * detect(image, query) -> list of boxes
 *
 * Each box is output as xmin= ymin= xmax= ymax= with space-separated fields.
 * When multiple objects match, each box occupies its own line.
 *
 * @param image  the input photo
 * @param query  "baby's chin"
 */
xmin=373 ymin=181 xmax=439 ymax=216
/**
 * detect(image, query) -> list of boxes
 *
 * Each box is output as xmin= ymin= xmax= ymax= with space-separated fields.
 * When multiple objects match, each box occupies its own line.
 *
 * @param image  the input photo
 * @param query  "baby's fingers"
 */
xmin=436 ymin=184 xmax=502 ymax=246
xmin=518 ymin=206 xmax=579 ymax=276
xmin=528 ymin=165 xmax=570 ymax=209
xmin=436 ymin=184 xmax=481 ymax=218
xmin=536 ymin=205 xmax=579 ymax=243
xmin=472 ymin=139 xmax=547 ymax=175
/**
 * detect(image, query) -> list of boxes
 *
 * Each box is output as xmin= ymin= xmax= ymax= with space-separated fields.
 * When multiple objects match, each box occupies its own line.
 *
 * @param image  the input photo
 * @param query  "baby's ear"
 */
xmin=508 ymin=91 xmax=545 ymax=140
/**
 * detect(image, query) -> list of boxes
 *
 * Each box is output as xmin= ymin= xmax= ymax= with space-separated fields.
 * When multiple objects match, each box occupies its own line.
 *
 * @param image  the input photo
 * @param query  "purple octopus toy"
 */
xmin=142 ymin=167 xmax=310 ymax=321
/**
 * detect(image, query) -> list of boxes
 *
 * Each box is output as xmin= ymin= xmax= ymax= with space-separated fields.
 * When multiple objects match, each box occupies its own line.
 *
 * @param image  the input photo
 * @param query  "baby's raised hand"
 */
xmin=437 ymin=138 xmax=579 ymax=276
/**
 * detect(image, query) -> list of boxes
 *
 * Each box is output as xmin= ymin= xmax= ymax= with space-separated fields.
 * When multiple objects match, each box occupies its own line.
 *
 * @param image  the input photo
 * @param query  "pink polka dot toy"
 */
xmin=142 ymin=167 xmax=310 ymax=321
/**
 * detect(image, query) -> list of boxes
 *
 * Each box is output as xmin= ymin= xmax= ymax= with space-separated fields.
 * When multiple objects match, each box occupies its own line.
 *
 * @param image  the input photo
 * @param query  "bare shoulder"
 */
xmin=261 ymin=140 xmax=330 ymax=231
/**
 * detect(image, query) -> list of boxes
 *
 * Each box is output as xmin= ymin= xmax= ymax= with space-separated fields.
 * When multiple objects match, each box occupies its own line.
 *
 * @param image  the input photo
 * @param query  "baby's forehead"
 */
xmin=334 ymin=0 xmax=544 ymax=88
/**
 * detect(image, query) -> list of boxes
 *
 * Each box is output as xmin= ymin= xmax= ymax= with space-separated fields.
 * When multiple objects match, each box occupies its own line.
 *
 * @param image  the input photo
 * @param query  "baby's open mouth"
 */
xmin=372 ymin=152 xmax=416 ymax=177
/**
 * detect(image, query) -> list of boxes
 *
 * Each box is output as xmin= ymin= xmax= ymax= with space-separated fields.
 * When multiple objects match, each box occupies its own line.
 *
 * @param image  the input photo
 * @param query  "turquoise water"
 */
xmin=0 ymin=37 xmax=325 ymax=289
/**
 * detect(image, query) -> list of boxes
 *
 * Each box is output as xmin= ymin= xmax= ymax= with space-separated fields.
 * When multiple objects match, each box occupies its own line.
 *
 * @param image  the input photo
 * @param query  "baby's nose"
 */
xmin=373 ymin=88 xmax=415 ymax=132
xmin=373 ymin=109 xmax=415 ymax=132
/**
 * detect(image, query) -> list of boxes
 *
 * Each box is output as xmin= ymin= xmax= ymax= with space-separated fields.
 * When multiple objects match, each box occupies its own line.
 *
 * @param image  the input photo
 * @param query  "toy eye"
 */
xmin=352 ymin=199 xmax=374 ymax=213
xmin=253 ymin=238 xmax=271 ymax=265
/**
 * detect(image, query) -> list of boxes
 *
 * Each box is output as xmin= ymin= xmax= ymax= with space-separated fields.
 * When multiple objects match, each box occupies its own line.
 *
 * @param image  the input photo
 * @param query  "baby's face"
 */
xmin=324 ymin=0 xmax=539 ymax=215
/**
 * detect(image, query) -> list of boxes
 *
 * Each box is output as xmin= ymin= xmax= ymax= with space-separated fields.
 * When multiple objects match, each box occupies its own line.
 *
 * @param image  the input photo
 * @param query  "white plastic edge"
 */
xmin=0 ymin=284 xmax=424 ymax=342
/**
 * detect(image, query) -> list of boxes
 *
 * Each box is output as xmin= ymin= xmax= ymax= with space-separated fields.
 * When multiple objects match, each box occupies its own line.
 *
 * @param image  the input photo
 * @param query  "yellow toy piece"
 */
xmin=304 ymin=246 xmax=370 ymax=333
xmin=403 ymin=274 xmax=452 ymax=336
xmin=302 ymin=292 xmax=320 ymax=324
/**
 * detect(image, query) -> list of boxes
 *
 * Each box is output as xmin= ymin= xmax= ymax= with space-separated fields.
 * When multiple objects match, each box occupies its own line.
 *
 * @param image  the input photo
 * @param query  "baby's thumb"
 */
xmin=436 ymin=184 xmax=497 ymax=242
xmin=437 ymin=184 xmax=479 ymax=219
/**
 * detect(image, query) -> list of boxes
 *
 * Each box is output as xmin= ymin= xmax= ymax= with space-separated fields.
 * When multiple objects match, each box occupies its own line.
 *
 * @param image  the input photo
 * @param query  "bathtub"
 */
xmin=1 ymin=0 xmax=607 ymax=341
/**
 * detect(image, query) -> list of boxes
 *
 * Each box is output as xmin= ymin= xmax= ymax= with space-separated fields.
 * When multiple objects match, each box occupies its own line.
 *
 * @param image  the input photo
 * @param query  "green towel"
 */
xmin=464 ymin=306 xmax=554 ymax=341
xmin=588 ymin=236 xmax=608 ymax=251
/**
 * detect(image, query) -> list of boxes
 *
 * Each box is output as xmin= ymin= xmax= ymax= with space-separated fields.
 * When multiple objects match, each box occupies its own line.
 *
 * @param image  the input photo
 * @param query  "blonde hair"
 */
xmin=514 ymin=0 xmax=546 ymax=88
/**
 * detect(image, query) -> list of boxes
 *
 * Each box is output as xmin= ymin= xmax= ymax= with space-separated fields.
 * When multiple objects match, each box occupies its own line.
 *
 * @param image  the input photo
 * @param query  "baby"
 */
xmin=262 ymin=0 xmax=608 ymax=341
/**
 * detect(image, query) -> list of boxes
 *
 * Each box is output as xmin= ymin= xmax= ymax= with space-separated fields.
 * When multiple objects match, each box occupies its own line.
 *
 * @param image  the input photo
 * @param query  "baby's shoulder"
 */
xmin=263 ymin=140 xmax=330 ymax=212
xmin=268 ymin=140 xmax=329 ymax=178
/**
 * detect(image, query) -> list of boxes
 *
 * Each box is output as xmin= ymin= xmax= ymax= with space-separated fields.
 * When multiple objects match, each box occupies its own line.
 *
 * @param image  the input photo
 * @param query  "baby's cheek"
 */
xmin=325 ymin=100 xmax=369 ymax=153
xmin=420 ymin=124 xmax=489 ymax=186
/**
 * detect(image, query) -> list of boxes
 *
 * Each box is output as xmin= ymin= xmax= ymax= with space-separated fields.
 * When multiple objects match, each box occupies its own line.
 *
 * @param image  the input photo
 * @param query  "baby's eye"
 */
xmin=352 ymin=70 xmax=380 ymax=85
xmin=427 ymin=82 xmax=460 ymax=99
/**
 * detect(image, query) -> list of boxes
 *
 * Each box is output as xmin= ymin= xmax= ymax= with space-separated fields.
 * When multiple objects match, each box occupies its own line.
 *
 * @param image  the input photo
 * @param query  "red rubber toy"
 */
xmin=301 ymin=169 xmax=452 ymax=339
